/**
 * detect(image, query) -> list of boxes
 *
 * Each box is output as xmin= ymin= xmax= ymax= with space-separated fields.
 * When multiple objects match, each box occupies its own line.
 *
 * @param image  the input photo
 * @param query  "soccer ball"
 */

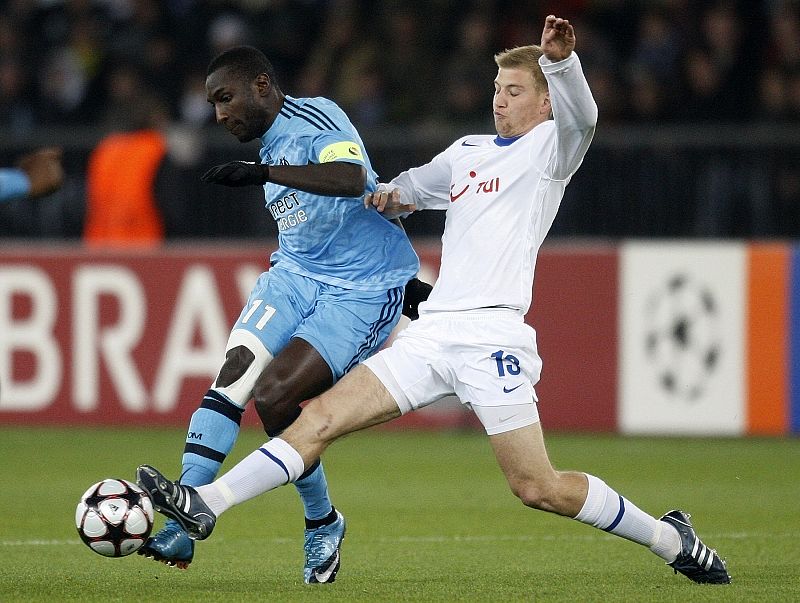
xmin=75 ymin=478 xmax=154 ymax=557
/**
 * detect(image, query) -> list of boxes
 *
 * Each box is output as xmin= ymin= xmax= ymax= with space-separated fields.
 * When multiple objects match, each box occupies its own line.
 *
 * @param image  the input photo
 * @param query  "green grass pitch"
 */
xmin=0 ymin=426 xmax=798 ymax=602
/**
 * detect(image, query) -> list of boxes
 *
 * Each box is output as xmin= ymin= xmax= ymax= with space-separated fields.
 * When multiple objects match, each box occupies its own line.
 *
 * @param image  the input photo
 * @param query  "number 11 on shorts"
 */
xmin=241 ymin=299 xmax=277 ymax=330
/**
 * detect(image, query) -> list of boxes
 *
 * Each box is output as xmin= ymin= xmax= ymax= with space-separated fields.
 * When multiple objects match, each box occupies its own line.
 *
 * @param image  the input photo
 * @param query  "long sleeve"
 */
xmin=539 ymin=52 xmax=597 ymax=181
xmin=389 ymin=147 xmax=453 ymax=212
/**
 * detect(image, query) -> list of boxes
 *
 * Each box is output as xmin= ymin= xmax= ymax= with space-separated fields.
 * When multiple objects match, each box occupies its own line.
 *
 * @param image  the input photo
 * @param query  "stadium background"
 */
xmin=1 ymin=0 xmax=799 ymax=435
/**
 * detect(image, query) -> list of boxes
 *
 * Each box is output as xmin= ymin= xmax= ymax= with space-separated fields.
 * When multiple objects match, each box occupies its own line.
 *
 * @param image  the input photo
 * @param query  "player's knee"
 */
xmin=213 ymin=331 xmax=274 ymax=408
xmin=259 ymin=403 xmax=301 ymax=436
xmin=252 ymin=377 xmax=301 ymax=431
xmin=510 ymin=478 xmax=558 ymax=511
xmin=215 ymin=346 xmax=254 ymax=387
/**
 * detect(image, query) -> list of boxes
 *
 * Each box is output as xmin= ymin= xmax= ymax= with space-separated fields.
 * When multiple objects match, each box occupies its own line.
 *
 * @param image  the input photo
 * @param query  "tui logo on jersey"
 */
xmin=450 ymin=170 xmax=501 ymax=202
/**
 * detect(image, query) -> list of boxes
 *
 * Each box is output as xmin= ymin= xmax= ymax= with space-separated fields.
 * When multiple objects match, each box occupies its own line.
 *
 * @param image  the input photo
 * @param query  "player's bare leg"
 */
xmin=489 ymin=423 xmax=730 ymax=583
xmin=283 ymin=365 xmax=403 ymax=461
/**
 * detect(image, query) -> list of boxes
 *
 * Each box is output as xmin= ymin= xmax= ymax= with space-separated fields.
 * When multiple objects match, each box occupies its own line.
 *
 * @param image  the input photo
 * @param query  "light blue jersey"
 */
xmin=260 ymin=95 xmax=419 ymax=290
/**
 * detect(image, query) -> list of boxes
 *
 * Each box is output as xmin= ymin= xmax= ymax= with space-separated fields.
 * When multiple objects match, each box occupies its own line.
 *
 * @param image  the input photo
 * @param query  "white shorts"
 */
xmin=363 ymin=309 xmax=542 ymax=435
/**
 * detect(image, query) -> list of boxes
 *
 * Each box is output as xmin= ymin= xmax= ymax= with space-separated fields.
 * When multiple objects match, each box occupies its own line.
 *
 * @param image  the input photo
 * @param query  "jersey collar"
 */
xmin=261 ymin=96 xmax=295 ymax=146
xmin=493 ymin=134 xmax=523 ymax=146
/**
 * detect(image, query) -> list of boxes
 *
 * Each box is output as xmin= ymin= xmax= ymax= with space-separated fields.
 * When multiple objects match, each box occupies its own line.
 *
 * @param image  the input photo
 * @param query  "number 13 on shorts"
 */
xmin=491 ymin=349 xmax=521 ymax=377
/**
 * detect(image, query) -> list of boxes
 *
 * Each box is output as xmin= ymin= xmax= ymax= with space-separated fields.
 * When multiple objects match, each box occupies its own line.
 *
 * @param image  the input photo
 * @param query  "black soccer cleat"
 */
xmin=660 ymin=510 xmax=731 ymax=584
xmin=136 ymin=465 xmax=216 ymax=541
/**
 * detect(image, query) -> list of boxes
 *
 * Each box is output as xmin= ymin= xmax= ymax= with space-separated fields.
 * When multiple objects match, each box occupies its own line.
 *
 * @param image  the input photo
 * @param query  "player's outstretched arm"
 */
xmin=202 ymin=160 xmax=367 ymax=197
xmin=538 ymin=14 xmax=597 ymax=181
xmin=541 ymin=14 xmax=576 ymax=62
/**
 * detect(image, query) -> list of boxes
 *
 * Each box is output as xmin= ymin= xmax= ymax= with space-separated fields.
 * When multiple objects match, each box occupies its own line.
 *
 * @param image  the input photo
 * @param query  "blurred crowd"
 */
xmin=1 ymin=0 xmax=800 ymax=241
xmin=2 ymin=0 xmax=800 ymax=135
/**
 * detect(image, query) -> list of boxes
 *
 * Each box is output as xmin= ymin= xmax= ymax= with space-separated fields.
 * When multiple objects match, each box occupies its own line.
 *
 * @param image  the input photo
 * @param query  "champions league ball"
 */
xmin=75 ymin=478 xmax=154 ymax=557
xmin=643 ymin=273 xmax=721 ymax=401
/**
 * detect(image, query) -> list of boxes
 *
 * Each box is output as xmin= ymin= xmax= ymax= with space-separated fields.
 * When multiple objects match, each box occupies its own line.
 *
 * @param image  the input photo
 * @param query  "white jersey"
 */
xmin=389 ymin=52 xmax=597 ymax=315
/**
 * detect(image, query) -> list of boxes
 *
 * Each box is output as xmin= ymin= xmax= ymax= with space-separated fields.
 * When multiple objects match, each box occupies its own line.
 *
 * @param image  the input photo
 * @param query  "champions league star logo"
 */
xmin=643 ymin=273 xmax=721 ymax=402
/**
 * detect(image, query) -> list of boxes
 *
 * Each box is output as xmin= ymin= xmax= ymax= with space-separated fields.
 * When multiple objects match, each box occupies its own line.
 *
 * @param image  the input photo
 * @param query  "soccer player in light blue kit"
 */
xmin=138 ymin=46 xmax=424 ymax=583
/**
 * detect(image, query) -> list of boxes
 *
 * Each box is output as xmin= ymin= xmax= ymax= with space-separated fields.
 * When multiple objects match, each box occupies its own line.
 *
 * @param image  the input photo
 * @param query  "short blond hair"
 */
xmin=494 ymin=45 xmax=547 ymax=93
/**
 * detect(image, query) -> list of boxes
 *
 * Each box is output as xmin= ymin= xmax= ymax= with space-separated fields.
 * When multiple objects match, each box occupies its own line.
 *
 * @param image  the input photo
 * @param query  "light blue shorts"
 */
xmin=232 ymin=267 xmax=404 ymax=380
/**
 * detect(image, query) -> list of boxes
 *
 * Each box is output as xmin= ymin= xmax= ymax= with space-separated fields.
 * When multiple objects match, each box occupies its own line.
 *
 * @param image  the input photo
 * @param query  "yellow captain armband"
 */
xmin=318 ymin=141 xmax=364 ymax=163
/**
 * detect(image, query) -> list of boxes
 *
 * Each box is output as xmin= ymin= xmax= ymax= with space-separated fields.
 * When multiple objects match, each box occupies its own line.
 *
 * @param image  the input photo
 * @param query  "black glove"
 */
xmin=402 ymin=277 xmax=432 ymax=321
xmin=201 ymin=161 xmax=269 ymax=187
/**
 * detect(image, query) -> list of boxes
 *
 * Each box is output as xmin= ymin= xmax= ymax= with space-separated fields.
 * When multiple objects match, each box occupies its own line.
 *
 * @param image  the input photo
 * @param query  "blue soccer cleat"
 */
xmin=303 ymin=510 xmax=346 ymax=584
xmin=138 ymin=519 xmax=195 ymax=569
xmin=660 ymin=509 xmax=731 ymax=584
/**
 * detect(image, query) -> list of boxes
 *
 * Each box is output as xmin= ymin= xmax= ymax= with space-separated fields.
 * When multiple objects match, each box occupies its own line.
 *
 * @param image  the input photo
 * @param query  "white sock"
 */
xmin=196 ymin=438 xmax=305 ymax=517
xmin=574 ymin=474 xmax=681 ymax=562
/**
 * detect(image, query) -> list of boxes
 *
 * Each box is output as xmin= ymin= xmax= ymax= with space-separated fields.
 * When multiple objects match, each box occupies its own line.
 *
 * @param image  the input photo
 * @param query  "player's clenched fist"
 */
xmin=541 ymin=14 xmax=575 ymax=62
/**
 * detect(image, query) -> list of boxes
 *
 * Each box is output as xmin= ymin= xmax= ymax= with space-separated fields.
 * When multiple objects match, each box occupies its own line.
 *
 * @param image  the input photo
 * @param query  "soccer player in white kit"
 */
xmin=137 ymin=15 xmax=730 ymax=585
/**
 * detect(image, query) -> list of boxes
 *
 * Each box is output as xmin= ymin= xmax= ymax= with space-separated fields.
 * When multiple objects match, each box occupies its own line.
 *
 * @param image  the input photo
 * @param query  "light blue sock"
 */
xmin=181 ymin=389 xmax=243 ymax=487
xmin=293 ymin=459 xmax=333 ymax=521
